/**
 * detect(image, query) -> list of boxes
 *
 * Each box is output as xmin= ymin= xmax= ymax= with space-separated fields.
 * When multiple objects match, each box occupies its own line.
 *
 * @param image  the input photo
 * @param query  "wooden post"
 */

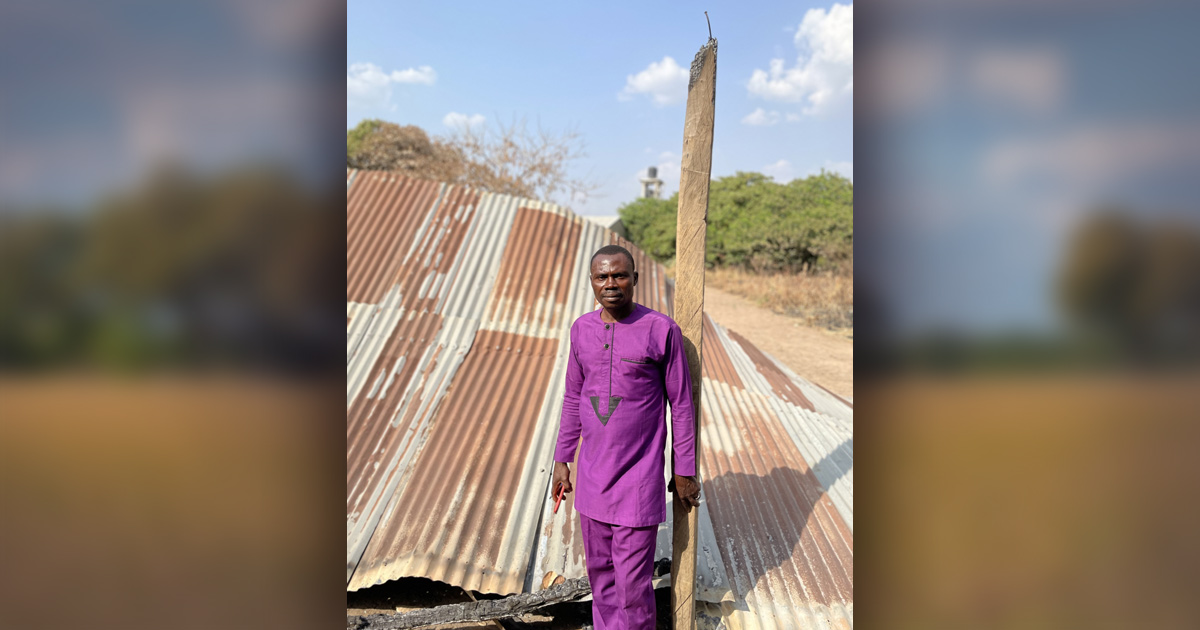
xmin=671 ymin=35 xmax=716 ymax=630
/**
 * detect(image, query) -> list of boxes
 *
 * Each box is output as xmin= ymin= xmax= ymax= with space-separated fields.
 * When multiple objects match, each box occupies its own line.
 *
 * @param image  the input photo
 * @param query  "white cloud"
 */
xmin=858 ymin=37 xmax=949 ymax=120
xmin=786 ymin=112 xmax=802 ymax=122
xmin=968 ymin=47 xmax=1066 ymax=115
xmin=619 ymin=56 xmax=689 ymax=106
xmin=747 ymin=3 xmax=853 ymax=116
xmin=347 ymin=62 xmax=436 ymax=108
xmin=391 ymin=66 xmax=438 ymax=84
xmin=442 ymin=112 xmax=485 ymax=130
xmin=976 ymin=121 xmax=1200 ymax=231
xmin=763 ymin=159 xmax=794 ymax=181
xmin=981 ymin=122 xmax=1200 ymax=187
xmin=656 ymin=151 xmax=680 ymax=183
xmin=742 ymin=108 xmax=782 ymax=126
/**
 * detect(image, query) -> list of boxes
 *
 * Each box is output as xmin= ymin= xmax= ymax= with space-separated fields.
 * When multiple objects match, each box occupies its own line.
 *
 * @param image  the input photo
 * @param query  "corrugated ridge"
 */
xmin=699 ymin=389 xmax=852 ymax=604
xmin=346 ymin=310 xmax=445 ymax=582
xmin=697 ymin=317 xmax=853 ymax=628
xmin=702 ymin=313 xmax=745 ymax=389
xmin=442 ymin=190 xmax=521 ymax=319
xmin=483 ymin=205 xmax=583 ymax=337
xmin=713 ymin=320 xmax=853 ymax=529
xmin=348 ymin=183 xmax=523 ymax=590
xmin=352 ymin=331 xmax=559 ymax=593
xmin=348 ymin=175 xmax=440 ymax=304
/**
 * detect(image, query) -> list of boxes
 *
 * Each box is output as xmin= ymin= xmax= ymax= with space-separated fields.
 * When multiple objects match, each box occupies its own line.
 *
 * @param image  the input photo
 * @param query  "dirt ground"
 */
xmin=703 ymin=286 xmax=853 ymax=399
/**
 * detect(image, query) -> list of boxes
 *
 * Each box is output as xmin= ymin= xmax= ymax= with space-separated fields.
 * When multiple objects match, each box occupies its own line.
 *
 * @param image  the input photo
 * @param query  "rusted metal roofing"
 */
xmin=346 ymin=171 xmax=853 ymax=629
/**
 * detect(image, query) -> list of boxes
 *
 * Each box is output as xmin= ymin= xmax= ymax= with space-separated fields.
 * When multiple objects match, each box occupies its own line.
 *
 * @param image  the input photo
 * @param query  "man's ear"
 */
xmin=632 ymin=271 xmax=639 ymax=286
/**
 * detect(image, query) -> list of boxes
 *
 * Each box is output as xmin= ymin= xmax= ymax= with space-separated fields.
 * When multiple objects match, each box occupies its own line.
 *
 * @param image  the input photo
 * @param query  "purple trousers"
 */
xmin=580 ymin=514 xmax=657 ymax=630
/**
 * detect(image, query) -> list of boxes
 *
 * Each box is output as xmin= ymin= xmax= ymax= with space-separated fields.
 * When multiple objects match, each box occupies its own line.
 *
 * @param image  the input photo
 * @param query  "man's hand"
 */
xmin=672 ymin=474 xmax=701 ymax=512
xmin=552 ymin=462 xmax=573 ymax=499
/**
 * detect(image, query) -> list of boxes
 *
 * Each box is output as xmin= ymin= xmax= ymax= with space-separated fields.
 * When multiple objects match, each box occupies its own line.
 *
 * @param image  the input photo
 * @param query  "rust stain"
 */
xmin=727 ymin=328 xmax=814 ymax=411
xmin=488 ymin=207 xmax=581 ymax=329
xmin=392 ymin=185 xmax=480 ymax=315
xmin=701 ymin=314 xmax=744 ymax=389
xmin=356 ymin=330 xmax=559 ymax=587
xmin=347 ymin=175 xmax=435 ymax=304
xmin=700 ymin=400 xmax=853 ymax=606
xmin=346 ymin=311 xmax=443 ymax=520
xmin=347 ymin=175 xmax=480 ymax=308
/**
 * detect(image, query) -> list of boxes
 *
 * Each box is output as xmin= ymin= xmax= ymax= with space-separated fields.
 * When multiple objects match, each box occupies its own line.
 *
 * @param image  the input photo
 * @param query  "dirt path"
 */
xmin=703 ymin=286 xmax=853 ymax=399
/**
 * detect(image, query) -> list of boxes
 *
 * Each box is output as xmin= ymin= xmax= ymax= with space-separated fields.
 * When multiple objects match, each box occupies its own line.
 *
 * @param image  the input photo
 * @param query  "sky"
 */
xmin=856 ymin=1 xmax=1200 ymax=336
xmin=0 ymin=0 xmax=344 ymax=209
xmin=859 ymin=2 xmax=1200 ymax=336
xmin=347 ymin=1 xmax=853 ymax=217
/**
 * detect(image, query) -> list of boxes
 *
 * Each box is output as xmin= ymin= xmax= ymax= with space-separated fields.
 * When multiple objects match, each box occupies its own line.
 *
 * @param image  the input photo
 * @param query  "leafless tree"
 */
xmin=443 ymin=117 xmax=598 ymax=207
xmin=348 ymin=118 xmax=598 ymax=209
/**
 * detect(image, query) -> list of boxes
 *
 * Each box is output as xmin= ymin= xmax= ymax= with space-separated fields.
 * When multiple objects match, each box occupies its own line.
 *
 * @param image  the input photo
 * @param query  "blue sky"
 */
xmin=347 ymin=1 xmax=853 ymax=216
xmin=0 ymin=1 xmax=342 ymax=209
xmin=858 ymin=1 xmax=1200 ymax=335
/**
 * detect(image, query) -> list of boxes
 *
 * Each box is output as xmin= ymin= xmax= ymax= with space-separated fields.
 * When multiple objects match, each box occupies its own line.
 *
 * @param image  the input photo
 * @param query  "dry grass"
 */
xmin=704 ymin=266 xmax=853 ymax=331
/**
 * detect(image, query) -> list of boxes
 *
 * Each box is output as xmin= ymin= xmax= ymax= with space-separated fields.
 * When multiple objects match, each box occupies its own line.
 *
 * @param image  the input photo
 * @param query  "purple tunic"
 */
xmin=554 ymin=303 xmax=697 ymax=527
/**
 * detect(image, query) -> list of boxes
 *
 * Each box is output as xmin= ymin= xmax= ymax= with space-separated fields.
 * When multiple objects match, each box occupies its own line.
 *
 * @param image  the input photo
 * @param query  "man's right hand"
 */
xmin=552 ymin=461 xmax=573 ymax=498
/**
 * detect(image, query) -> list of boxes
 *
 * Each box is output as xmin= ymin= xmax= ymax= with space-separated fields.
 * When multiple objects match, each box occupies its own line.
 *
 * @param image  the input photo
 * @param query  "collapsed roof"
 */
xmin=346 ymin=170 xmax=853 ymax=629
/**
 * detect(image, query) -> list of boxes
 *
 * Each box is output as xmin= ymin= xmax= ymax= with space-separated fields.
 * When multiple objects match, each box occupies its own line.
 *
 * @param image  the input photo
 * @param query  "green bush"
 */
xmin=618 ymin=170 xmax=853 ymax=273
xmin=617 ymin=196 xmax=677 ymax=263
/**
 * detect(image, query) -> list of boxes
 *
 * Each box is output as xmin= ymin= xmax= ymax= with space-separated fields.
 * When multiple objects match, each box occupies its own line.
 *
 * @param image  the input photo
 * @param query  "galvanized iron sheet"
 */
xmin=346 ymin=171 xmax=853 ymax=628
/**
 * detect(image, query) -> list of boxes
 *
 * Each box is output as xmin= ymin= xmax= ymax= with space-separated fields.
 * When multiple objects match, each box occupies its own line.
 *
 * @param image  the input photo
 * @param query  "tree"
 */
xmin=347 ymin=118 xmax=596 ymax=208
xmin=1057 ymin=211 xmax=1200 ymax=359
xmin=617 ymin=196 xmax=677 ymax=262
xmin=618 ymin=170 xmax=853 ymax=274
xmin=346 ymin=120 xmax=465 ymax=182
xmin=444 ymin=118 xmax=596 ymax=206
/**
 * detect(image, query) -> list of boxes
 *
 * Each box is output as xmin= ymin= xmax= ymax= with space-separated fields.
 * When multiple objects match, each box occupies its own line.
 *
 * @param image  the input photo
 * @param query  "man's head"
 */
xmin=590 ymin=245 xmax=638 ymax=315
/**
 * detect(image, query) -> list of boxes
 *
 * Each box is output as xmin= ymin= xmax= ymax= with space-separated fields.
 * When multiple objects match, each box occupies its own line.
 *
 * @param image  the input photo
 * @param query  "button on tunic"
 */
xmin=554 ymin=303 xmax=697 ymax=527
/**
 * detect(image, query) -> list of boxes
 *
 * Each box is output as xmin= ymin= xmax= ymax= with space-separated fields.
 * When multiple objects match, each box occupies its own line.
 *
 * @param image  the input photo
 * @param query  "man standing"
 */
xmin=552 ymin=244 xmax=702 ymax=630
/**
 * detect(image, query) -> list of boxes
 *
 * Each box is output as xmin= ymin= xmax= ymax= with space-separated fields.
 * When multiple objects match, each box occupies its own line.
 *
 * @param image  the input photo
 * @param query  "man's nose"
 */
xmin=603 ymin=277 xmax=617 ymax=288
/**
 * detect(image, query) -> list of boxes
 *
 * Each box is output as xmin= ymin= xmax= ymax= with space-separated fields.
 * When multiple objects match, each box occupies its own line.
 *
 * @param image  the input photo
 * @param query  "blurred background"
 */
xmin=5 ymin=0 xmax=1200 ymax=628
xmin=0 ymin=1 xmax=346 ymax=629
xmin=856 ymin=0 xmax=1200 ymax=627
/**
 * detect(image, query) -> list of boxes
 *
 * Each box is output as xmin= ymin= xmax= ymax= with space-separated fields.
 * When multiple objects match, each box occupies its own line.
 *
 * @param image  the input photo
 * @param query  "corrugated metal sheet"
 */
xmin=346 ymin=171 xmax=853 ymax=629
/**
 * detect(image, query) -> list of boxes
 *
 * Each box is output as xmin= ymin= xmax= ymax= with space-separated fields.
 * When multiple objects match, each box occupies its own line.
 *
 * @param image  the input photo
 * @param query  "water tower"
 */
xmin=639 ymin=166 xmax=664 ymax=199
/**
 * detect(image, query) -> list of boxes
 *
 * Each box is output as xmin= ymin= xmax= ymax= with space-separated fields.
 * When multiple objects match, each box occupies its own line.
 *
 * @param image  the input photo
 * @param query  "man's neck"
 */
xmin=600 ymin=303 xmax=636 ymax=323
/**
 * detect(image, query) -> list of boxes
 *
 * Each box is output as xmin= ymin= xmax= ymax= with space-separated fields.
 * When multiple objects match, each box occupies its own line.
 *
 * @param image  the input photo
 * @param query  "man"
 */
xmin=552 ymin=244 xmax=702 ymax=630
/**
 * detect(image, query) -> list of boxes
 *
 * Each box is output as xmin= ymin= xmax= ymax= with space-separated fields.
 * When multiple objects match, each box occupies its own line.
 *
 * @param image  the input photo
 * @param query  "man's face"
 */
xmin=590 ymin=254 xmax=638 ymax=311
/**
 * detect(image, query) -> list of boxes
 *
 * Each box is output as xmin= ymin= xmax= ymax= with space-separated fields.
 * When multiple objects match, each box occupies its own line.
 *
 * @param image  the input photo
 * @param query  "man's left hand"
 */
xmin=673 ymin=474 xmax=701 ymax=511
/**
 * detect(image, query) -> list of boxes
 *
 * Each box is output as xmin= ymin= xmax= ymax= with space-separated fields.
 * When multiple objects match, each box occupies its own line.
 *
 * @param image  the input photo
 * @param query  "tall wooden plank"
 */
xmin=671 ymin=36 xmax=716 ymax=630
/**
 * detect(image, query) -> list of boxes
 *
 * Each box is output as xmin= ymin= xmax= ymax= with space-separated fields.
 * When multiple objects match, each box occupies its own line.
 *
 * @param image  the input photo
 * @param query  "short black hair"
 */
xmin=590 ymin=245 xmax=636 ymax=272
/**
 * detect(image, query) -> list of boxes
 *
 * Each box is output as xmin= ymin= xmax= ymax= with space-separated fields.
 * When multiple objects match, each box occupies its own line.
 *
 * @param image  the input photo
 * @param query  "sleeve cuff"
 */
xmin=673 ymin=462 xmax=697 ymax=477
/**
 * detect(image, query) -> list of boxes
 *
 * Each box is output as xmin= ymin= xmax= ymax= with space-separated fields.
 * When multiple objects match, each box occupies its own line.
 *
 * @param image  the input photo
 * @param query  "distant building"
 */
xmin=639 ymin=166 xmax=663 ymax=199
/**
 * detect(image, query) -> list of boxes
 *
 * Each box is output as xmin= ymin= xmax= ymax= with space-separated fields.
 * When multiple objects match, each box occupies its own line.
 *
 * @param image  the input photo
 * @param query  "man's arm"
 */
xmin=552 ymin=326 xmax=584 ymax=497
xmin=664 ymin=322 xmax=700 ymax=509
